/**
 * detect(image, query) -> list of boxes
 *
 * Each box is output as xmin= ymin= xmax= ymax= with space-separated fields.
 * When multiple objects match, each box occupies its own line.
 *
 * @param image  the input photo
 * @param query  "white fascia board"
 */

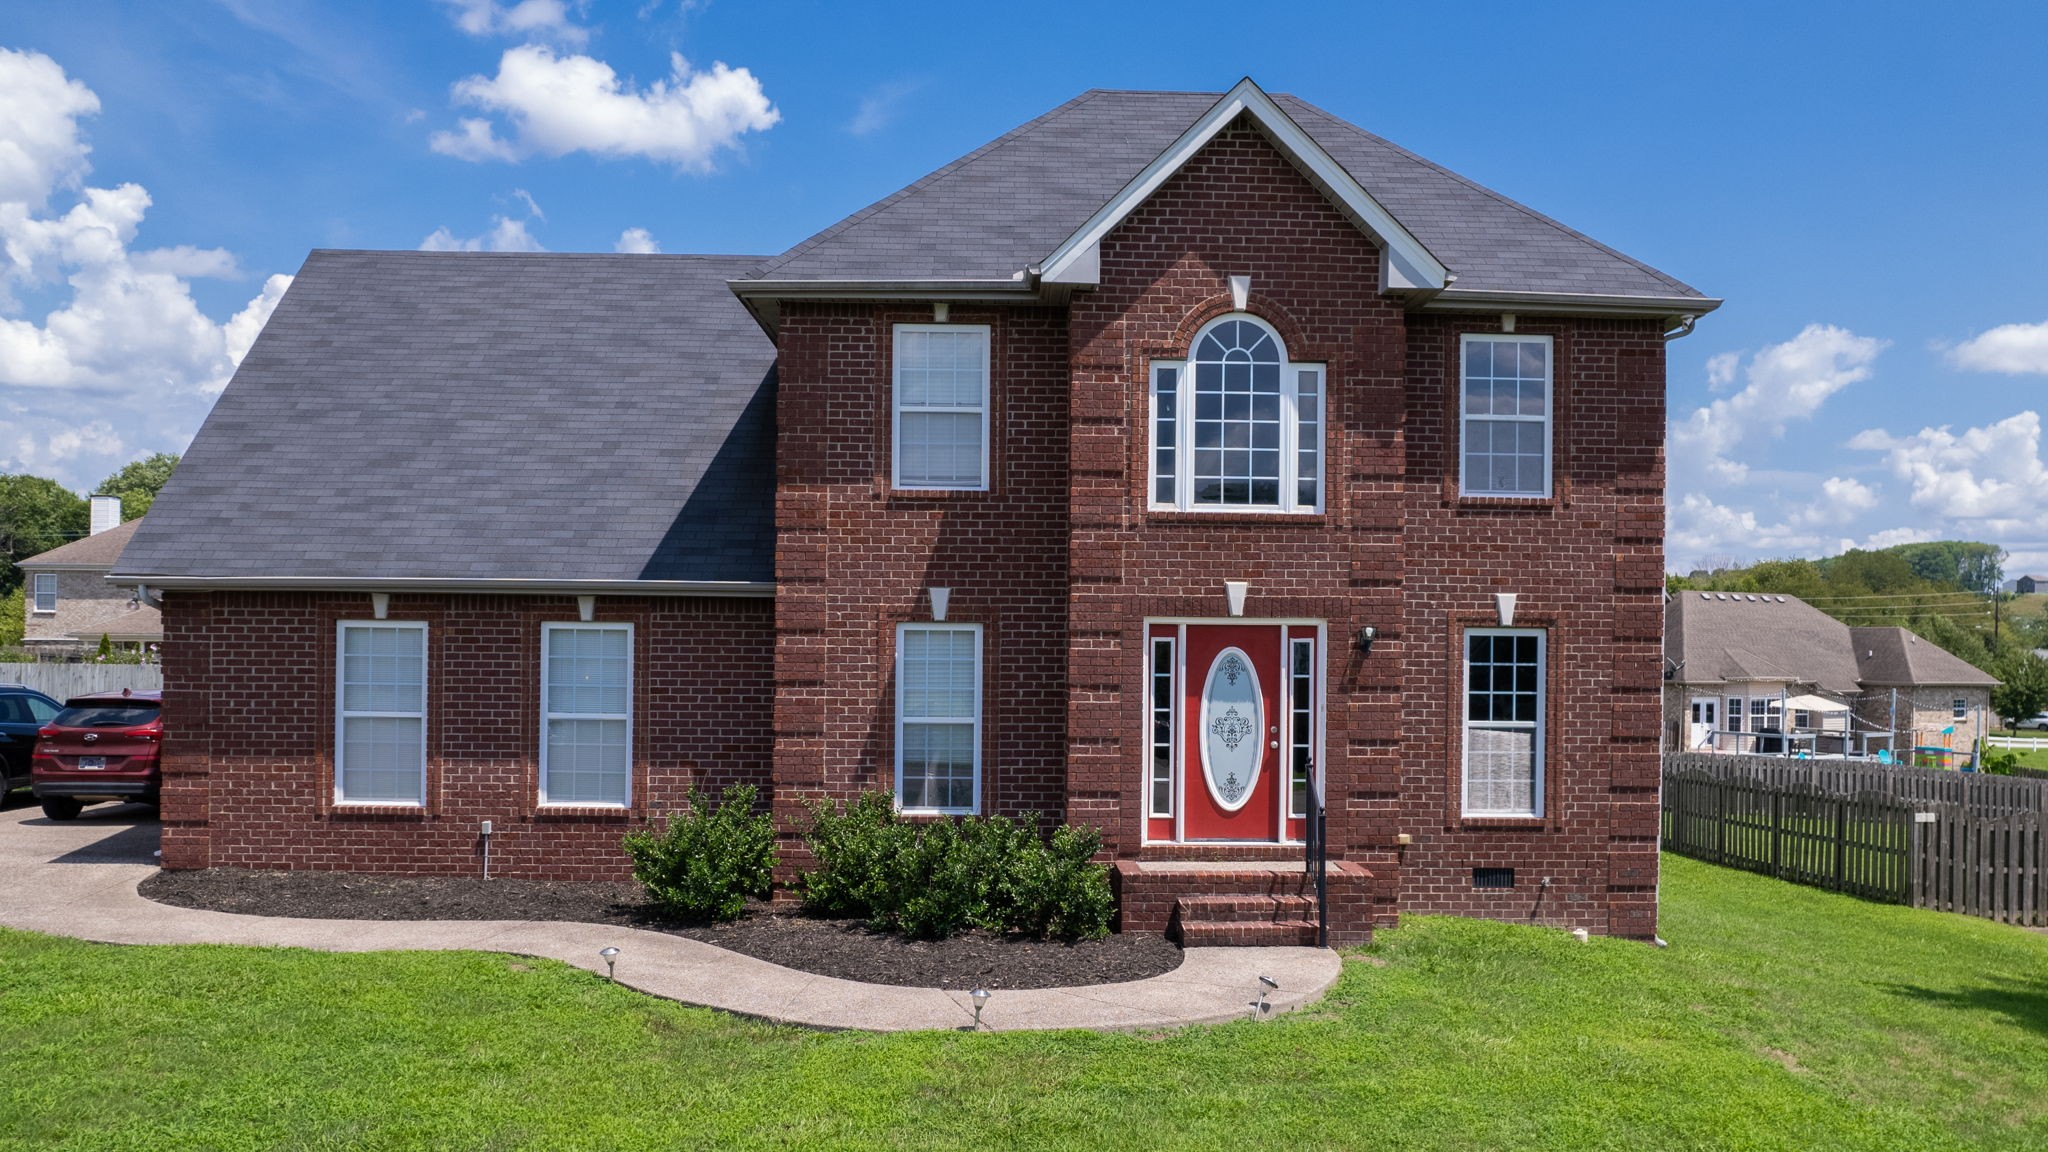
xmin=104 ymin=575 xmax=776 ymax=597
xmin=1038 ymin=78 xmax=1449 ymax=293
xmin=1421 ymin=288 xmax=1725 ymax=319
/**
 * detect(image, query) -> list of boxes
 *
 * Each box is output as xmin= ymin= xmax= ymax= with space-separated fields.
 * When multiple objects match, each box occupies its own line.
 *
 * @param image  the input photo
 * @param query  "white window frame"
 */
xmin=31 ymin=573 xmax=57 ymax=614
xmin=539 ymin=621 xmax=634 ymax=809
xmin=1461 ymin=627 xmax=1546 ymax=819
xmin=891 ymin=323 xmax=991 ymax=492
xmin=334 ymin=621 xmax=428 ymax=807
xmin=894 ymin=622 xmax=983 ymax=815
xmin=1149 ymin=314 xmax=1324 ymax=514
xmin=1148 ymin=635 xmax=1176 ymax=819
xmin=1286 ymin=635 xmax=1316 ymax=820
xmin=1953 ymin=698 xmax=1969 ymax=721
xmin=1458 ymin=333 xmax=1554 ymax=499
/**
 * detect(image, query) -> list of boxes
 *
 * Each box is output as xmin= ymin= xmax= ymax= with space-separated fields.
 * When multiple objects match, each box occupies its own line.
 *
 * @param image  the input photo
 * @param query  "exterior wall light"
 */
xmin=1356 ymin=625 xmax=1377 ymax=655
xmin=599 ymin=946 xmax=620 ymax=981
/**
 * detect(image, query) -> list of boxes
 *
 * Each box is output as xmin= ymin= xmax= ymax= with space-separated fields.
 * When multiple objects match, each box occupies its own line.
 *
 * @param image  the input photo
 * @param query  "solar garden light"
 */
xmin=1254 ymin=975 xmax=1279 ymax=1017
xmin=599 ymin=947 xmax=620 ymax=981
xmin=970 ymin=987 xmax=991 ymax=1030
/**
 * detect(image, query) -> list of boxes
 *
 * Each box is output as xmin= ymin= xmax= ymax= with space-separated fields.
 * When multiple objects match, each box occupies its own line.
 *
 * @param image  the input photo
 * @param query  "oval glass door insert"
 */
xmin=1199 ymin=647 xmax=1263 ymax=811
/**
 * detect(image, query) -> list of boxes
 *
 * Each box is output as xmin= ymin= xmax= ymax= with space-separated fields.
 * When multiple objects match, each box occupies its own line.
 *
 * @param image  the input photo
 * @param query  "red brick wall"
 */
xmin=1061 ymin=117 xmax=1666 ymax=937
xmin=159 ymin=591 xmax=774 ymax=878
xmin=770 ymin=302 xmax=1071 ymax=856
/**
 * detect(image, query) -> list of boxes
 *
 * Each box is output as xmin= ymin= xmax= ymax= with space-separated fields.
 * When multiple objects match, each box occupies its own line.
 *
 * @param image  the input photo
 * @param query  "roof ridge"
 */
xmin=1275 ymin=95 xmax=1701 ymax=298
xmin=308 ymin=249 xmax=772 ymax=262
xmin=746 ymin=90 xmax=1111 ymax=281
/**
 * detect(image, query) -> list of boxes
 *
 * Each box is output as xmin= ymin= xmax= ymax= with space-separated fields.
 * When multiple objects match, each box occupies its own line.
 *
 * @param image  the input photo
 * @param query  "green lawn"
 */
xmin=1 ymin=856 xmax=2043 ymax=1151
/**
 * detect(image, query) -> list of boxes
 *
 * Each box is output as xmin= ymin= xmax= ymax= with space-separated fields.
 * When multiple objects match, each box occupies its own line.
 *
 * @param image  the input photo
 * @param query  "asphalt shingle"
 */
xmin=112 ymin=251 xmax=776 ymax=584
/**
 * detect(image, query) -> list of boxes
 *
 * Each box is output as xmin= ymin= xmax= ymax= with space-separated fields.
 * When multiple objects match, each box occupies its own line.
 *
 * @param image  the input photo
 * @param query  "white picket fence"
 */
xmin=1987 ymin=734 xmax=2048 ymax=751
xmin=0 ymin=663 xmax=162 ymax=700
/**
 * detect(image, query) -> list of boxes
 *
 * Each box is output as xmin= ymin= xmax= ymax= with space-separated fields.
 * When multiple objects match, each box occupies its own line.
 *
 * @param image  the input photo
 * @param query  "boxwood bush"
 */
xmin=622 ymin=785 xmax=778 ymax=923
xmin=801 ymin=794 xmax=1113 ymax=940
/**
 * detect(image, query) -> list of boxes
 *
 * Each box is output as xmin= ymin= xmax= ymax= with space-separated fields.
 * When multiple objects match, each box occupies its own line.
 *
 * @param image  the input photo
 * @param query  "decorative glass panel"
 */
xmin=1199 ymin=648 xmax=1263 ymax=812
xmin=1290 ymin=638 xmax=1313 ymax=819
xmin=1150 ymin=638 xmax=1174 ymax=818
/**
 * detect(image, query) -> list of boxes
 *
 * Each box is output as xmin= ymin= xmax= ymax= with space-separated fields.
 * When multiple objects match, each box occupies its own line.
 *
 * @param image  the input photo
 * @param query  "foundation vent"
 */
xmin=1471 ymin=867 xmax=1516 ymax=890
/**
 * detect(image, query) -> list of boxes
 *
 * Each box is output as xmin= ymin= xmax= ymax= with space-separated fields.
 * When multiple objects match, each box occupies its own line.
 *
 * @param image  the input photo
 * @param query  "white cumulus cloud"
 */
xmin=430 ymin=46 xmax=779 ymax=170
xmin=1947 ymin=319 xmax=2048 ymax=375
xmin=420 ymin=216 xmax=546 ymax=253
xmin=1669 ymin=323 xmax=1887 ymax=482
xmin=613 ymin=226 xmax=659 ymax=254
xmin=441 ymin=0 xmax=589 ymax=44
xmin=0 ymin=48 xmax=290 ymax=488
xmin=1850 ymin=411 xmax=2048 ymax=525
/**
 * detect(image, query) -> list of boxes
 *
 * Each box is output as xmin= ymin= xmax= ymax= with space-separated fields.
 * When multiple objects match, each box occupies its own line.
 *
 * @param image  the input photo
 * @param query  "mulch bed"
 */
xmin=138 ymin=869 xmax=1182 ymax=990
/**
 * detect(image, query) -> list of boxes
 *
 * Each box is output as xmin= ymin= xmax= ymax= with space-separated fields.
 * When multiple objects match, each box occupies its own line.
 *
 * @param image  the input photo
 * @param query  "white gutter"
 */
xmin=104 ymin=575 xmax=775 ymax=598
xmin=1419 ymin=288 xmax=1723 ymax=320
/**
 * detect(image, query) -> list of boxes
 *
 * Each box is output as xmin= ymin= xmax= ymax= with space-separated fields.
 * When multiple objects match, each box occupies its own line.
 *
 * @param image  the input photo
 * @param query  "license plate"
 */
xmin=77 ymin=756 xmax=105 ymax=771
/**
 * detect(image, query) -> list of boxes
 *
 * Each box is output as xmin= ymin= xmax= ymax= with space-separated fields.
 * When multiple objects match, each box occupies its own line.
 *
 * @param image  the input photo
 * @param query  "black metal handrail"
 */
xmin=1305 ymin=760 xmax=1328 ymax=947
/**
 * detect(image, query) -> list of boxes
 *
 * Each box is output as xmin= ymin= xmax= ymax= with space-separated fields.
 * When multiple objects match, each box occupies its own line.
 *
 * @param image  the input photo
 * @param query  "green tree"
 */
xmin=0 ymin=474 xmax=88 ymax=595
xmin=0 ymin=585 xmax=22 ymax=648
xmin=1991 ymin=652 xmax=2048 ymax=726
xmin=94 ymin=452 xmax=179 ymax=521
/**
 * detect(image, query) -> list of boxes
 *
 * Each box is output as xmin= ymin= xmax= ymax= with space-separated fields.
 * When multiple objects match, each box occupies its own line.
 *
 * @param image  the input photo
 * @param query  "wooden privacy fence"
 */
xmin=1662 ymin=761 xmax=2048 ymax=927
xmin=1662 ymin=751 xmax=2048 ymax=817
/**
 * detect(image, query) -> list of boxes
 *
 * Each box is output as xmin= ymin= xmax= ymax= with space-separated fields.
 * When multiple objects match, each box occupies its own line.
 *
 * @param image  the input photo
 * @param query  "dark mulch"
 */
xmin=138 ymin=869 xmax=1182 ymax=990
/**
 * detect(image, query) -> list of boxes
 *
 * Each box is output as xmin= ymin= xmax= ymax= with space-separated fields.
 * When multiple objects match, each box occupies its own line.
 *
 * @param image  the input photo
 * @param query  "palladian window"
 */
xmin=1150 ymin=315 xmax=1323 ymax=513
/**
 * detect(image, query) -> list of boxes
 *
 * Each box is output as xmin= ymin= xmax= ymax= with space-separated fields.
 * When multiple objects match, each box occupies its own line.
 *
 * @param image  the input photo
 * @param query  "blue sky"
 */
xmin=3 ymin=2 xmax=2046 ymax=572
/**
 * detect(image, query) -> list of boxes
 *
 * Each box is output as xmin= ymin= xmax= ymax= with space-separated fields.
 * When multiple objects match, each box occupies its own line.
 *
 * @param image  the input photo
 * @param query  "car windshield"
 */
xmin=53 ymin=704 xmax=160 ymax=728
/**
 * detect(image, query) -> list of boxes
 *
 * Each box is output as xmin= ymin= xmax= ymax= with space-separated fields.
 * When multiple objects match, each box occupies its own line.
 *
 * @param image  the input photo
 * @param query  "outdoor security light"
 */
xmin=970 ymin=987 xmax=991 ymax=1030
xmin=600 ymin=946 xmax=620 ymax=981
xmin=1356 ymin=626 xmax=1377 ymax=655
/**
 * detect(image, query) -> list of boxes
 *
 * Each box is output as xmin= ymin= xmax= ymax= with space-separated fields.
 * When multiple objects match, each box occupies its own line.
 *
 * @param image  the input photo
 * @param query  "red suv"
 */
xmin=31 ymin=690 xmax=163 ymax=820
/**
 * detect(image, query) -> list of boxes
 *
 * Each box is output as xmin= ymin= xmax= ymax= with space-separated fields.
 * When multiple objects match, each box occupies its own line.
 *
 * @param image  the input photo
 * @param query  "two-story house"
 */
xmin=113 ymin=81 xmax=1715 ymax=944
xmin=19 ymin=497 xmax=160 ymax=656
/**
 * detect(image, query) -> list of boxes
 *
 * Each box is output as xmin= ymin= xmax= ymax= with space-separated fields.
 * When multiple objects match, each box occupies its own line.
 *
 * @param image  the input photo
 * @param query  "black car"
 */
xmin=0 ymin=685 xmax=64 ymax=796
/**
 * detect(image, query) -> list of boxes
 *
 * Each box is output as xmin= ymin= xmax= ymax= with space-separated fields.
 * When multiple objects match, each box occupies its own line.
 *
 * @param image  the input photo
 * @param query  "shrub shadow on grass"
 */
xmin=1879 ymin=977 xmax=2048 ymax=1036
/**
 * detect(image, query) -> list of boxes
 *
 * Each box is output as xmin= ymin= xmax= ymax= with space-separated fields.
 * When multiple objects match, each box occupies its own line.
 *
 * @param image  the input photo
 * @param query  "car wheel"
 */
xmin=40 ymin=797 xmax=84 ymax=821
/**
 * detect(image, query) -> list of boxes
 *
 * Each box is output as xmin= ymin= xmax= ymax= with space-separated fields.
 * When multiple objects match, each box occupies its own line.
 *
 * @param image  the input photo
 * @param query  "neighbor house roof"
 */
xmin=1850 ymin=627 xmax=2000 ymax=688
xmin=112 ymin=251 xmax=777 ymax=590
xmin=1666 ymin=592 xmax=1864 ymax=694
xmin=740 ymin=85 xmax=1711 ymax=312
xmin=1667 ymin=592 xmax=2001 ymax=694
xmin=20 ymin=517 xmax=142 ymax=571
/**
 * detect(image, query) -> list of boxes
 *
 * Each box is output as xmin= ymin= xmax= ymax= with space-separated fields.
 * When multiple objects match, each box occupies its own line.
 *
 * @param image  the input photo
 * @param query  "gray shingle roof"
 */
xmin=746 ymin=90 xmax=1706 ymax=301
xmin=1667 ymin=593 xmax=2001 ymax=693
xmin=113 ymin=251 xmax=776 ymax=585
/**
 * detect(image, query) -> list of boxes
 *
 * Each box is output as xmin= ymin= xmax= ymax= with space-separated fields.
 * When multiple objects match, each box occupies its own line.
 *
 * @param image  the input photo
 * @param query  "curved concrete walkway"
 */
xmin=0 ymin=800 xmax=1340 ymax=1032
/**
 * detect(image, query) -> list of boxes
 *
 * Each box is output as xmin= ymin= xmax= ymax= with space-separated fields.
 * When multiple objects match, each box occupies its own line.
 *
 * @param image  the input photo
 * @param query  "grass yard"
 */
xmin=1 ymin=856 xmax=2044 ymax=1151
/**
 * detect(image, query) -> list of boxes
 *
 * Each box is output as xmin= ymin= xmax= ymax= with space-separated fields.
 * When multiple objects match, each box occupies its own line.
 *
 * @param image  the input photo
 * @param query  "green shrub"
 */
xmin=800 ymin=794 xmax=1114 ymax=940
xmin=621 ymin=785 xmax=778 ymax=923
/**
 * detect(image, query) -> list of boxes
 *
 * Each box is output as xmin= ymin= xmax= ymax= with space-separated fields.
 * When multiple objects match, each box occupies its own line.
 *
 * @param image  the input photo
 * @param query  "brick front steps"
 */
xmin=1113 ymin=860 xmax=1375 ymax=947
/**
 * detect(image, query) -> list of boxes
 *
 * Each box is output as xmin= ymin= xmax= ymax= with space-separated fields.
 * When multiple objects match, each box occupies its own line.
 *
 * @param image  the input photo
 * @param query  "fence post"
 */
xmin=1833 ymin=798 xmax=1849 ymax=892
xmin=1770 ymin=789 xmax=1782 ymax=877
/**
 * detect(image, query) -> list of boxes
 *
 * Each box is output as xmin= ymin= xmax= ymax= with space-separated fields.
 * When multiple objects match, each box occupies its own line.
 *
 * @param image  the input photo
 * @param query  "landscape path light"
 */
xmin=971 ymin=987 xmax=991 ymax=1030
xmin=600 ymin=946 xmax=620 ymax=981
xmin=1254 ymin=974 xmax=1278 ymax=1017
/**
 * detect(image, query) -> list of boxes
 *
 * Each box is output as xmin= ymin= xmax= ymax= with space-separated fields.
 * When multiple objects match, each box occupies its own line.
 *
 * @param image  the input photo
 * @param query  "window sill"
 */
xmin=30 ymin=610 xmax=56 ymax=616
xmin=885 ymin=488 xmax=990 ymax=502
xmin=1453 ymin=493 xmax=1557 ymax=510
xmin=1146 ymin=509 xmax=1326 ymax=526
xmin=1457 ymin=815 xmax=1548 ymax=831
xmin=534 ymin=804 xmax=633 ymax=819
xmin=896 ymin=806 xmax=978 ymax=819
xmin=328 ymin=803 xmax=428 ymax=820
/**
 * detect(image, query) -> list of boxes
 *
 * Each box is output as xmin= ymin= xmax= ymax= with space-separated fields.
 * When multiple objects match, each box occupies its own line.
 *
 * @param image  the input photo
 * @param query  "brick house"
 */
xmin=19 ymin=499 xmax=160 ymax=656
xmin=113 ymin=81 xmax=1716 ymax=943
xmin=1664 ymin=591 xmax=1997 ymax=759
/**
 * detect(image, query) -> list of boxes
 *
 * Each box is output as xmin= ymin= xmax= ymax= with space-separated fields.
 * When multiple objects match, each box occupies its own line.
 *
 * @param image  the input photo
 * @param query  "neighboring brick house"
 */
xmin=1664 ymin=591 xmax=1997 ymax=758
xmin=114 ymin=81 xmax=1719 ymax=943
xmin=18 ymin=502 xmax=160 ymax=656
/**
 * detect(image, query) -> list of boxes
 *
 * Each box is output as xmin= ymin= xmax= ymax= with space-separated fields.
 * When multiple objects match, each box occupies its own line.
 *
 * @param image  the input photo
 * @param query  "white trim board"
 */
xmin=1037 ymin=78 xmax=1449 ymax=294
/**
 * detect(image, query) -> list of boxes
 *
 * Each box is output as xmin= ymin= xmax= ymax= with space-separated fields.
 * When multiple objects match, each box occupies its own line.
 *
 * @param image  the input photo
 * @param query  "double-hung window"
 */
xmin=31 ymin=573 xmax=57 ymax=613
xmin=896 ymin=623 xmax=981 ymax=814
xmin=893 ymin=324 xmax=989 ymax=490
xmin=541 ymin=623 xmax=632 ymax=807
xmin=1460 ymin=334 xmax=1553 ymax=498
xmin=336 ymin=622 xmax=427 ymax=805
xmin=1953 ymin=698 xmax=1969 ymax=721
xmin=1151 ymin=314 xmax=1323 ymax=512
xmin=1462 ymin=628 xmax=1544 ymax=818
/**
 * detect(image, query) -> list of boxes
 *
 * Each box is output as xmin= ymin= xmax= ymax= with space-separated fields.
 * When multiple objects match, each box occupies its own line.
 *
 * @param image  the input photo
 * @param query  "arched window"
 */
xmin=1149 ymin=314 xmax=1322 ymax=512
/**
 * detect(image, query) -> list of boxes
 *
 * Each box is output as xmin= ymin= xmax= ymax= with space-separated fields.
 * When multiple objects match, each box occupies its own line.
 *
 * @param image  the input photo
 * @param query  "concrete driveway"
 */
xmin=0 ymin=795 xmax=1341 ymax=1032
